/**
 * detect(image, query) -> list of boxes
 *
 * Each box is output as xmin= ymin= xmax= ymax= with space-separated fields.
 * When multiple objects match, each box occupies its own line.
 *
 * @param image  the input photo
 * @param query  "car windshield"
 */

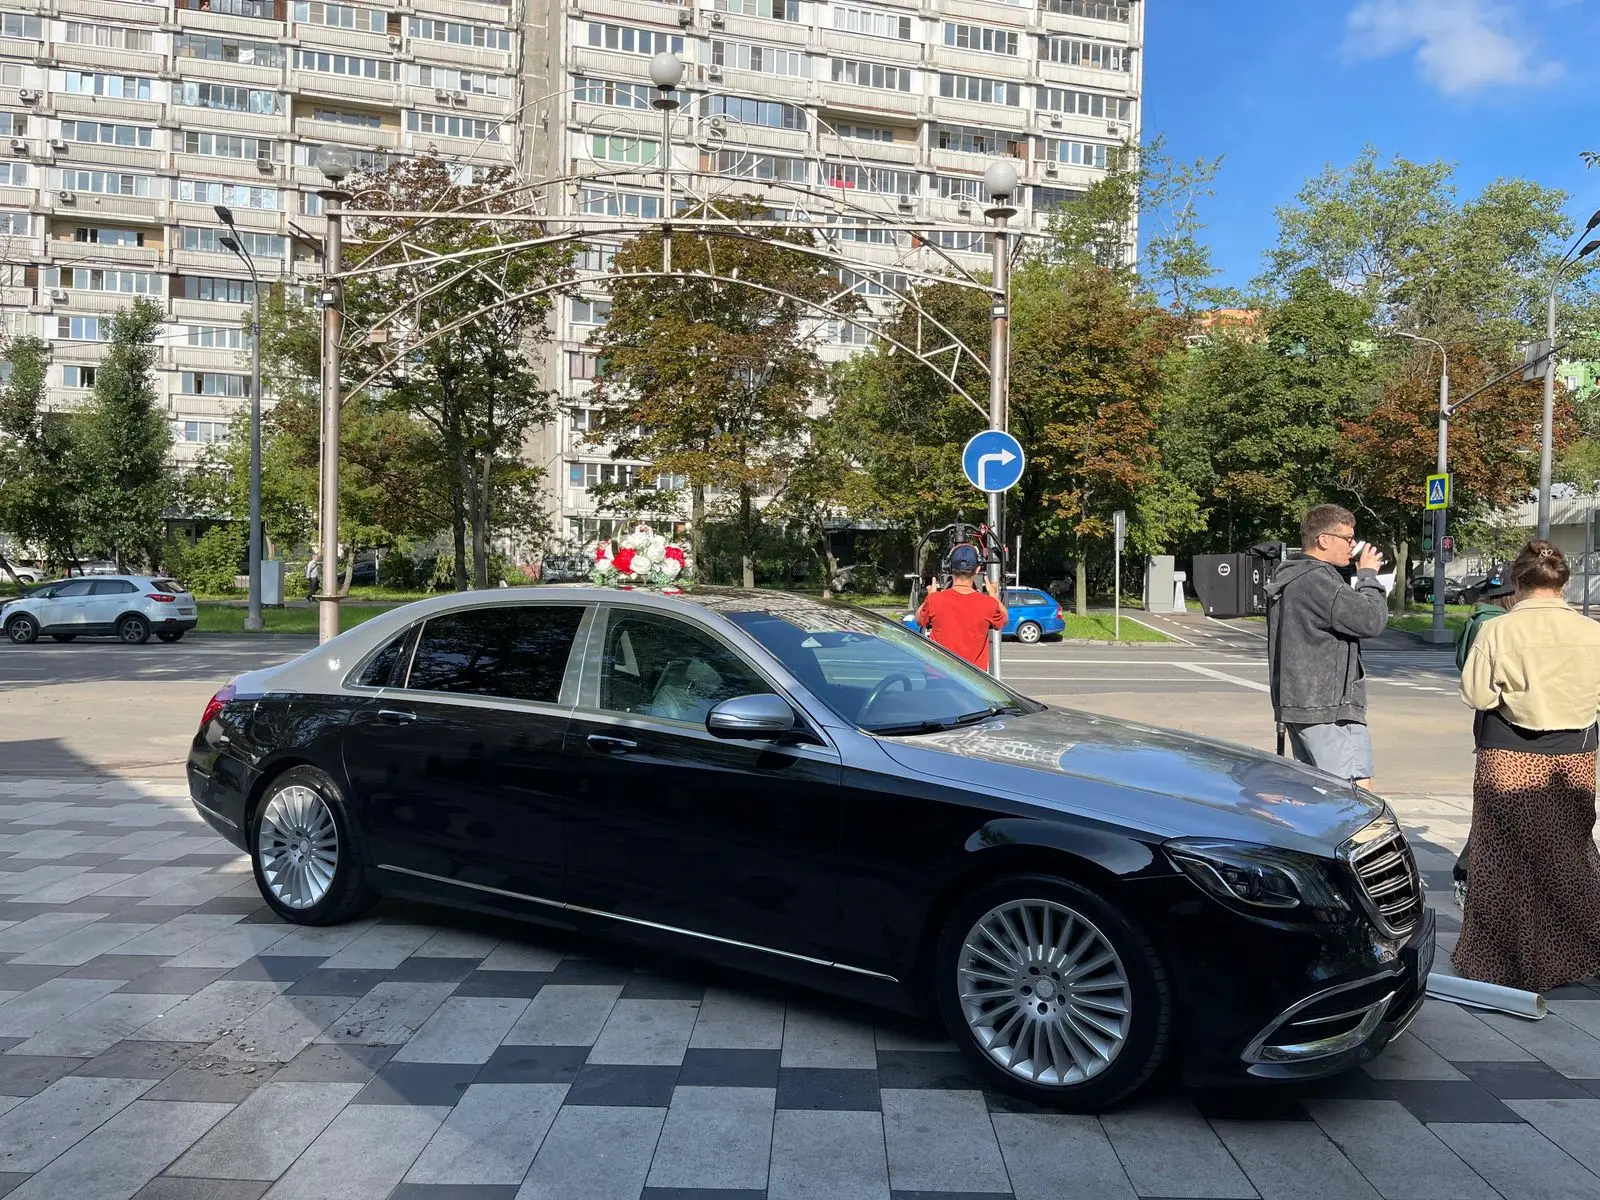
xmin=717 ymin=598 xmax=1043 ymax=735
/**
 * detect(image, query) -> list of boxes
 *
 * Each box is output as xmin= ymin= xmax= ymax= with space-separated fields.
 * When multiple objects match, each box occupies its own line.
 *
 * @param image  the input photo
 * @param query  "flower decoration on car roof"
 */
xmin=590 ymin=522 xmax=691 ymax=592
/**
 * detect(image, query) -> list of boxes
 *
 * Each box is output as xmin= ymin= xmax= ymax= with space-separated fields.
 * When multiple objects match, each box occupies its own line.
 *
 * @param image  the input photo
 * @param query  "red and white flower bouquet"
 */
xmin=590 ymin=523 xmax=692 ymax=591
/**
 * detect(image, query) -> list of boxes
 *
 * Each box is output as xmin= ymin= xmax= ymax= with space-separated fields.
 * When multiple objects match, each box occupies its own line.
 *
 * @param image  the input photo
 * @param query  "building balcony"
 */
xmin=43 ymin=191 xmax=166 ymax=223
xmin=0 ymin=35 xmax=41 ymax=64
xmin=292 ymin=115 xmax=400 ymax=150
xmin=932 ymin=46 xmax=1033 ymax=80
xmin=700 ymin=11 xmax=810 ymax=48
xmin=936 ymin=0 xmax=1034 ymax=27
xmin=816 ymin=132 xmax=921 ymax=165
xmin=0 ymin=183 xmax=33 ymax=210
xmin=47 ymin=143 xmax=163 ymax=172
xmin=172 ymin=58 xmax=285 ymax=91
xmin=929 ymin=95 xmax=1027 ymax=126
xmin=56 ymin=0 xmax=170 ymax=22
xmin=169 ymin=344 xmax=255 ymax=371
xmin=815 ymin=80 xmax=921 ymax=118
xmin=47 ymin=287 xmax=165 ymax=314
xmin=49 ymin=43 xmax=165 ymax=77
xmin=412 ymin=0 xmax=517 ymax=25
xmin=291 ymin=25 xmax=397 ymax=58
xmin=816 ymin=28 xmax=922 ymax=64
xmin=169 ymin=199 xmax=285 ymax=233
xmin=49 ymin=93 xmax=163 ymax=126
xmin=287 ymin=70 xmax=402 ymax=109
xmin=44 ymin=239 xmax=162 ymax=268
xmin=169 ymin=7 xmax=290 ymax=39
xmin=169 ymin=105 xmax=287 ymax=138
xmin=406 ymin=38 xmax=515 ymax=73
xmin=570 ymin=46 xmax=656 ymax=82
xmin=700 ymin=65 xmax=811 ymax=104
xmin=171 ymin=151 xmax=278 ymax=183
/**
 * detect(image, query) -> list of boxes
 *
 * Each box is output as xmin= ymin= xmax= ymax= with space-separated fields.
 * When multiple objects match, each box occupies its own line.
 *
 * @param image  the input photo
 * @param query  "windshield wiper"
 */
xmin=869 ymin=705 xmax=1023 ymax=737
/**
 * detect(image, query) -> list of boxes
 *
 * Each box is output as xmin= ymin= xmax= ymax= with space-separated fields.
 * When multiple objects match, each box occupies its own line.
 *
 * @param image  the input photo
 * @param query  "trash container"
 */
xmin=261 ymin=560 xmax=284 ymax=607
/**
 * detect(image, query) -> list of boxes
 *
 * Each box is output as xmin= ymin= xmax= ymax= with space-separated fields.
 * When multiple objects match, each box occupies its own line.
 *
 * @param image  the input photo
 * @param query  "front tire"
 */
xmin=117 ymin=614 xmax=151 ymax=644
xmin=934 ymin=874 xmax=1171 ymax=1111
xmin=6 ymin=615 xmax=38 ymax=645
xmin=250 ymin=765 xmax=376 ymax=925
xmin=1016 ymin=621 xmax=1043 ymax=645
xmin=156 ymin=631 xmax=184 ymax=643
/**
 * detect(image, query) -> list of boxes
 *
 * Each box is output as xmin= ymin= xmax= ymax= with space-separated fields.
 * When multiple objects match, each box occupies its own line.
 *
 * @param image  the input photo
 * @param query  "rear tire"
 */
xmin=1016 ymin=621 xmax=1043 ymax=645
xmin=249 ymin=765 xmax=376 ymax=925
xmin=934 ymin=874 xmax=1171 ymax=1111
xmin=116 ymin=614 xmax=151 ymax=645
xmin=51 ymin=633 xmax=77 ymax=643
xmin=156 ymin=631 xmax=184 ymax=643
xmin=6 ymin=614 xmax=38 ymax=645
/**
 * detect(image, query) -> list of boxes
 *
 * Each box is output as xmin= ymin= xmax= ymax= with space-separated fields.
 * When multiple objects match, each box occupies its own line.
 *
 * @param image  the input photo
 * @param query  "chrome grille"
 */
xmin=1342 ymin=816 xmax=1423 ymax=936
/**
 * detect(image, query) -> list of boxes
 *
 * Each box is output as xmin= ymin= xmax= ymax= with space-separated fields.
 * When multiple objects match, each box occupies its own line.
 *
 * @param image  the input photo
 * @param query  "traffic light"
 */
xmin=1422 ymin=533 xmax=1434 ymax=553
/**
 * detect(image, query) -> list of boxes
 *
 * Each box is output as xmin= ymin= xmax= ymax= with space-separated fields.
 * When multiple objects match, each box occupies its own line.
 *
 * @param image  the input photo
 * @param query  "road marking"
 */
xmin=1120 ymin=614 xmax=1197 ymax=646
xmin=1205 ymin=614 xmax=1268 ymax=641
xmin=1173 ymin=662 xmax=1272 ymax=693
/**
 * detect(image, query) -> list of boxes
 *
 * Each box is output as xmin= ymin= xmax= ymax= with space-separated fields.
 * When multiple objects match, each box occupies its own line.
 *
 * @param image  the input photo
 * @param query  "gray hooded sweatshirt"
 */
xmin=1263 ymin=557 xmax=1389 ymax=726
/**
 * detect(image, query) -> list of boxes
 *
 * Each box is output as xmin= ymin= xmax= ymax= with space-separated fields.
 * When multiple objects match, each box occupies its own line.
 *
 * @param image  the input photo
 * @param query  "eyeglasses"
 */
xmin=1322 ymin=532 xmax=1357 ymax=545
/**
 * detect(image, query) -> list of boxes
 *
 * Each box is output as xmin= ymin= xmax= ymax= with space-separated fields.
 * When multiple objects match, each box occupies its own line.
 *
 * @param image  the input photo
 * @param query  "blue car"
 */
xmin=903 ymin=587 xmax=1066 ymax=643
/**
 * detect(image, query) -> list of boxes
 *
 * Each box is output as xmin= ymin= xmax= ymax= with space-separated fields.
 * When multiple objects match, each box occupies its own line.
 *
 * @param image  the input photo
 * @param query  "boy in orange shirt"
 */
xmin=915 ymin=544 xmax=1007 ymax=670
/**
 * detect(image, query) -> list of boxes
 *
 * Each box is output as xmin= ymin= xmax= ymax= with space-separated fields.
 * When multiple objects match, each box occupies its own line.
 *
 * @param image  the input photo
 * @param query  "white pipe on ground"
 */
xmin=1426 ymin=973 xmax=1548 ymax=1020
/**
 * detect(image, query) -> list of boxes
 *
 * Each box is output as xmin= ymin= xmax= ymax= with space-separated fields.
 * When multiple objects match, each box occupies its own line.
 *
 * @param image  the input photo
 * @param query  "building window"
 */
xmin=653 ymin=472 xmax=687 ymax=491
xmin=1041 ymin=37 xmax=1130 ymax=71
xmin=936 ymin=174 xmax=990 ymax=201
xmin=414 ymin=66 xmax=511 ymax=97
xmin=182 ymin=372 xmax=251 ymax=397
xmin=407 ymin=112 xmax=500 ymax=141
xmin=832 ymin=122 xmax=895 ymax=142
xmin=0 ymin=13 xmax=42 ymax=37
xmin=573 ymin=77 xmax=669 ymax=110
xmin=1037 ymin=87 xmax=1133 ymax=121
xmin=57 ymin=316 xmax=108 ymax=340
xmin=0 ymin=113 xmax=22 ymax=137
xmin=57 ymin=169 xmax=153 ymax=197
xmin=568 ymin=352 xmax=601 ymax=381
xmin=60 ymin=120 xmax=152 ymax=148
xmin=185 ymin=325 xmax=247 ymax=348
xmin=176 ymin=33 xmax=284 ymax=65
xmin=177 ymin=82 xmax=279 ymax=114
xmin=174 ymin=419 xmax=230 ymax=443
xmin=182 ymin=132 xmax=272 ymax=161
xmin=710 ymin=150 xmax=807 ymax=183
xmin=63 ymin=21 xmax=155 ymax=49
xmin=1039 ymin=138 xmax=1110 ymax=169
xmin=590 ymin=134 xmax=660 ymax=165
xmin=0 ymin=162 xmax=26 ymax=186
xmin=585 ymin=22 xmax=683 ymax=56
xmin=711 ymin=39 xmax=806 ymax=77
xmin=177 ymin=181 xmax=279 ymax=210
xmin=295 ymin=49 xmax=395 ymax=80
xmin=311 ymin=107 xmax=383 ymax=129
xmin=827 ymin=216 xmax=901 ymax=246
xmin=833 ymin=267 xmax=908 ymax=297
xmin=0 ymin=63 xmax=21 ymax=87
xmin=62 ymin=365 xmax=97 ymax=388
xmin=1033 ymin=185 xmax=1085 ymax=210
xmin=715 ymin=0 xmax=800 ymax=20
xmin=933 ymin=124 xmax=1024 ymax=157
xmin=830 ymin=57 xmax=913 ymax=91
xmin=54 ymin=268 xmax=160 ymax=294
xmin=64 ymin=72 xmax=152 ymax=100
xmin=571 ymin=297 xmax=612 ymax=325
xmin=292 ymin=2 xmax=388 ymax=33
xmin=831 ymin=6 xmax=911 ymax=39
xmin=825 ymin=162 xmax=918 ymax=195
xmin=180 ymin=0 xmax=275 ymax=16
xmin=74 ymin=227 xmax=144 ymax=247
xmin=942 ymin=22 xmax=1018 ymax=55
xmin=579 ymin=189 xmax=662 ymax=219
xmin=701 ymin=95 xmax=806 ymax=131
xmin=1042 ymin=0 xmax=1129 ymax=21
xmin=938 ymin=74 xmax=1020 ymax=106
xmin=928 ymin=230 xmax=989 ymax=253
xmin=0 ymin=212 xmax=30 ymax=235
xmin=572 ymin=462 xmax=638 ymax=488
xmin=574 ymin=246 xmax=617 ymax=275
xmin=410 ymin=16 xmax=512 ymax=49
xmin=183 ymin=276 xmax=258 ymax=303
xmin=182 ymin=227 xmax=285 ymax=258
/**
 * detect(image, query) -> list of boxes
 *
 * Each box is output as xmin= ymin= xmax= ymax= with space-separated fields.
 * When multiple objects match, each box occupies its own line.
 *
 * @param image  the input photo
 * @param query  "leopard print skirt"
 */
xmin=1452 ymin=748 xmax=1600 ymax=993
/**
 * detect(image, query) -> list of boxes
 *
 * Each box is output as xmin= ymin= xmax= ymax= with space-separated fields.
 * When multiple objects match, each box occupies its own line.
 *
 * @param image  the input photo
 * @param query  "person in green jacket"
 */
xmin=1451 ymin=574 xmax=1516 ymax=907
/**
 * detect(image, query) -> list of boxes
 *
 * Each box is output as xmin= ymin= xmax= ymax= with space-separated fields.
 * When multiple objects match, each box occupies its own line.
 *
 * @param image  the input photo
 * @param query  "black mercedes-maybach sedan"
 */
xmin=187 ymin=587 xmax=1434 ymax=1110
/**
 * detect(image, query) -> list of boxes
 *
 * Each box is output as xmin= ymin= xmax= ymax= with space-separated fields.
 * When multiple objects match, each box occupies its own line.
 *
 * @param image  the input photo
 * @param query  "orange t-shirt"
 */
xmin=916 ymin=588 xmax=1006 ymax=669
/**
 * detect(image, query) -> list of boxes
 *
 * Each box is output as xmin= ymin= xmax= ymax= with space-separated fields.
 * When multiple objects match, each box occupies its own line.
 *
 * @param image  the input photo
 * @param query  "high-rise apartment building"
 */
xmin=0 ymin=0 xmax=1141 ymax=552
xmin=522 ymin=0 xmax=1144 ymax=549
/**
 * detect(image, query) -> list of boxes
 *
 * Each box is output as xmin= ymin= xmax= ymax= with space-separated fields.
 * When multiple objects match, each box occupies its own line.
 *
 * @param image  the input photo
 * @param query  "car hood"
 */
xmin=874 ymin=706 xmax=1383 ymax=855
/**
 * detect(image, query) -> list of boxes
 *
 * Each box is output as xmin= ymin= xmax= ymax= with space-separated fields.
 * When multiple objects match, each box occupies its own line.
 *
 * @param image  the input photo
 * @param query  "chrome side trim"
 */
xmin=1241 ymin=974 xmax=1400 ymax=1065
xmin=190 ymin=796 xmax=239 ymax=830
xmin=376 ymin=863 xmax=898 ymax=983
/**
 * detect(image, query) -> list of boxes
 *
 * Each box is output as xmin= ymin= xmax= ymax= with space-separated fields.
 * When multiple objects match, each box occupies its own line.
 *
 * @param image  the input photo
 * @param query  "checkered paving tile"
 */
xmin=1 ymin=777 xmax=1598 ymax=1199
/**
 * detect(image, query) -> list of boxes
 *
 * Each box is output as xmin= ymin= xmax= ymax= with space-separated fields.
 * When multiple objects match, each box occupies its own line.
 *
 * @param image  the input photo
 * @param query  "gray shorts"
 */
xmin=1287 ymin=721 xmax=1374 ymax=781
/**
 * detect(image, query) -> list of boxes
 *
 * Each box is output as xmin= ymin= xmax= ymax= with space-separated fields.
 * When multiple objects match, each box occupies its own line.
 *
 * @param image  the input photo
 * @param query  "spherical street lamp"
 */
xmin=983 ymin=160 xmax=1019 ymax=202
xmin=649 ymin=51 xmax=685 ymax=92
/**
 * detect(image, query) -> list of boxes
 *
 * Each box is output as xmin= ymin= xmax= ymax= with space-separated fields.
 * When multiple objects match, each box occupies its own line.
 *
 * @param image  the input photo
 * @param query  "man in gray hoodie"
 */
xmin=1264 ymin=503 xmax=1391 ymax=789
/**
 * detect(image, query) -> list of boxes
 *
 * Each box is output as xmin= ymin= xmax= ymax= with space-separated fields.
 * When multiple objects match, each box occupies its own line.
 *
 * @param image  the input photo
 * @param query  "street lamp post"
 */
xmin=315 ymin=147 xmax=353 ymax=645
xmin=648 ymin=52 xmax=683 ymax=275
xmin=982 ymin=159 xmax=1018 ymax=679
xmin=1537 ymin=210 xmax=1600 ymax=540
xmin=1396 ymin=332 xmax=1450 ymax=645
xmin=214 ymin=205 xmax=264 ymax=633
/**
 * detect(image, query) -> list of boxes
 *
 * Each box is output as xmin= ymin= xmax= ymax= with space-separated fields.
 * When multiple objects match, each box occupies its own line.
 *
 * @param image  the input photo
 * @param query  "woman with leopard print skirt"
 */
xmin=1455 ymin=540 xmax=1600 ymax=994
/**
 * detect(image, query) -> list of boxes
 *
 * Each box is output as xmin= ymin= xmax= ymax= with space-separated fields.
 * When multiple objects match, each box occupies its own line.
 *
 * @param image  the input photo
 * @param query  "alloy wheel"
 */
xmin=956 ymin=898 xmax=1132 ymax=1087
xmin=257 ymin=785 xmax=340 ymax=909
xmin=1017 ymin=622 xmax=1042 ymax=644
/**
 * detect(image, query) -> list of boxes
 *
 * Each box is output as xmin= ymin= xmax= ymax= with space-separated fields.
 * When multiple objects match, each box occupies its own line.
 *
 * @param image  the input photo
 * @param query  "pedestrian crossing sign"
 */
xmin=1425 ymin=473 xmax=1450 ymax=510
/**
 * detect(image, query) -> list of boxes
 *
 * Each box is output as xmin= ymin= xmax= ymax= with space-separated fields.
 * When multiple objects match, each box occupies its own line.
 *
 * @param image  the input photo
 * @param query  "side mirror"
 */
xmin=706 ymin=693 xmax=796 ymax=739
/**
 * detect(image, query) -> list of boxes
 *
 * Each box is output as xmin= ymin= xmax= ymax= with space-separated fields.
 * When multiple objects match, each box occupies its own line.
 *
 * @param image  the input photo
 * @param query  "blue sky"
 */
xmin=1143 ymin=0 xmax=1600 ymax=293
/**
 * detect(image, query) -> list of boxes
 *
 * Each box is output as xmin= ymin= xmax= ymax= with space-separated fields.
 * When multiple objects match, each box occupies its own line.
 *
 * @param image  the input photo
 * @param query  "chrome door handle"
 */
xmin=587 ymin=733 xmax=637 ymax=754
xmin=377 ymin=708 xmax=417 ymax=725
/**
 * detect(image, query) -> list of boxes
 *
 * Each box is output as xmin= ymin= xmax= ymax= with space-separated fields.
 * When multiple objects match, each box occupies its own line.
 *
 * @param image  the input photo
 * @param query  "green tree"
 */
xmin=0 ymin=336 xmax=84 ymax=577
xmin=589 ymin=197 xmax=846 ymax=586
xmin=71 ymin=300 xmax=171 ymax=568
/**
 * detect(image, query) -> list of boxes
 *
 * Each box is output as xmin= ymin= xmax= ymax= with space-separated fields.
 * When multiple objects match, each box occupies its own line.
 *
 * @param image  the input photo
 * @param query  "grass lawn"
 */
xmin=196 ymin=601 xmax=403 ymax=634
xmin=1059 ymin=612 xmax=1171 ymax=643
xmin=1389 ymin=603 xmax=1472 ymax=637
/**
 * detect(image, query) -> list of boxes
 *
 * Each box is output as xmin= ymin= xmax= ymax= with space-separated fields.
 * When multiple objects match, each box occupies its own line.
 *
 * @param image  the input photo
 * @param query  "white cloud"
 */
xmin=1345 ymin=0 xmax=1565 ymax=95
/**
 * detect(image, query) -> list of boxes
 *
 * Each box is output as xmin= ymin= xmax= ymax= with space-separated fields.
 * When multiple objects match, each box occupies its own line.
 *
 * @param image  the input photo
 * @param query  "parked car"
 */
xmin=2 ymin=575 xmax=198 ymax=644
xmin=901 ymin=586 xmax=1067 ymax=644
xmin=188 ymin=587 xmax=1432 ymax=1110
xmin=63 ymin=560 xmax=121 ymax=576
xmin=3 ymin=565 xmax=43 ymax=586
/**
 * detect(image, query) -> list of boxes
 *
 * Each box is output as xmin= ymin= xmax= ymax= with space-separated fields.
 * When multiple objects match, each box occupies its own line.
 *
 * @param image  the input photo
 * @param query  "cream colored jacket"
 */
xmin=1460 ymin=596 xmax=1600 ymax=730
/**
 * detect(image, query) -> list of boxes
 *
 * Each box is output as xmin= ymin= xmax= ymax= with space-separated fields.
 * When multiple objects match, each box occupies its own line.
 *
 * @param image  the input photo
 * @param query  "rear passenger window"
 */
xmin=406 ymin=606 xmax=586 ymax=703
xmin=90 ymin=580 xmax=137 ymax=595
xmin=355 ymin=630 xmax=411 ymax=688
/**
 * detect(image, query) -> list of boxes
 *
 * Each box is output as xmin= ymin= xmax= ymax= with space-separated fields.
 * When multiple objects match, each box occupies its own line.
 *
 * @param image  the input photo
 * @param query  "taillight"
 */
xmin=147 ymin=593 xmax=175 ymax=602
xmin=201 ymin=683 xmax=235 ymax=729
xmin=1055 ymin=605 xmax=1063 ymax=619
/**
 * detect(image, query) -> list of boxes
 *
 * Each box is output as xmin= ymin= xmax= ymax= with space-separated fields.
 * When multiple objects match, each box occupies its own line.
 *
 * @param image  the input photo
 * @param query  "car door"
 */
xmin=83 ymin=579 xmax=138 ymax=633
xmin=36 ymin=578 xmax=94 ymax=631
xmin=343 ymin=602 xmax=590 ymax=903
xmin=564 ymin=605 xmax=844 ymax=959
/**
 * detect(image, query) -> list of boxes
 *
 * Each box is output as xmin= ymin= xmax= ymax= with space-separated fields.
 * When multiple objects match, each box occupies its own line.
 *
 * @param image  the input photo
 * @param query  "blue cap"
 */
xmin=947 ymin=544 xmax=980 ymax=573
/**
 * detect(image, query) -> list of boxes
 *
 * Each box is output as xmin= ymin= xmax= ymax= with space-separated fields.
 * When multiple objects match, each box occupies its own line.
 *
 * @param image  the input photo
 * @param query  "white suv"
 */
xmin=1 ymin=575 xmax=198 ymax=645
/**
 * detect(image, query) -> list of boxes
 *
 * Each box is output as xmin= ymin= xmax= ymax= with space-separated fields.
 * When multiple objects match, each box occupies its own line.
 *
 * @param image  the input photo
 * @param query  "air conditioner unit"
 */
xmin=676 ymin=7 xmax=692 ymax=25
xmin=1044 ymin=161 xmax=1058 ymax=175
xmin=1106 ymin=120 xmax=1120 ymax=134
xmin=48 ymin=137 xmax=65 ymax=150
xmin=896 ymin=193 xmax=913 ymax=210
xmin=8 ymin=138 xmax=25 ymax=153
xmin=57 ymin=189 xmax=76 ymax=203
xmin=255 ymin=156 xmax=274 ymax=173
xmin=706 ymin=64 xmax=722 ymax=80
xmin=434 ymin=88 xmax=450 ymax=101
xmin=451 ymin=90 xmax=466 ymax=105
xmin=18 ymin=88 xmax=40 ymax=103
xmin=709 ymin=10 xmax=724 ymax=26
xmin=387 ymin=33 xmax=402 ymax=47
xmin=50 ymin=288 xmax=67 ymax=302
xmin=1048 ymin=113 xmax=1062 ymax=128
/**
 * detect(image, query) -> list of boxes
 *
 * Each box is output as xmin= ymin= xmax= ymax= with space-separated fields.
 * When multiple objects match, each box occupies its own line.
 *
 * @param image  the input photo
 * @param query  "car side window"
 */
xmin=48 ymin=580 xmax=93 ymax=598
xmin=354 ymin=629 xmax=412 ymax=689
xmin=90 ymin=580 xmax=137 ymax=596
xmin=406 ymin=605 xmax=586 ymax=704
xmin=596 ymin=611 xmax=772 ymax=724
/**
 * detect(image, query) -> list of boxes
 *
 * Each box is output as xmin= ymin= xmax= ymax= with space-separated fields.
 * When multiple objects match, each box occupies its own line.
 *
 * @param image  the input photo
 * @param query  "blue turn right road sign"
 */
xmin=962 ymin=430 xmax=1026 ymax=494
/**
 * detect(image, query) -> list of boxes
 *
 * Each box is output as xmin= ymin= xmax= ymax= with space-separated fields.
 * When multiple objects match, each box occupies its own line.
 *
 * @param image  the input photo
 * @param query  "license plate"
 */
xmin=178 ymin=608 xmax=195 ymax=616
xmin=1417 ymin=931 xmax=1436 ymax=979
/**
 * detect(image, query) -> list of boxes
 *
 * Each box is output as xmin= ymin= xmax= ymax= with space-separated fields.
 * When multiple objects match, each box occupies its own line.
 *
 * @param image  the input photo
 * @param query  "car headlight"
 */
xmin=1166 ymin=838 xmax=1350 ymax=919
